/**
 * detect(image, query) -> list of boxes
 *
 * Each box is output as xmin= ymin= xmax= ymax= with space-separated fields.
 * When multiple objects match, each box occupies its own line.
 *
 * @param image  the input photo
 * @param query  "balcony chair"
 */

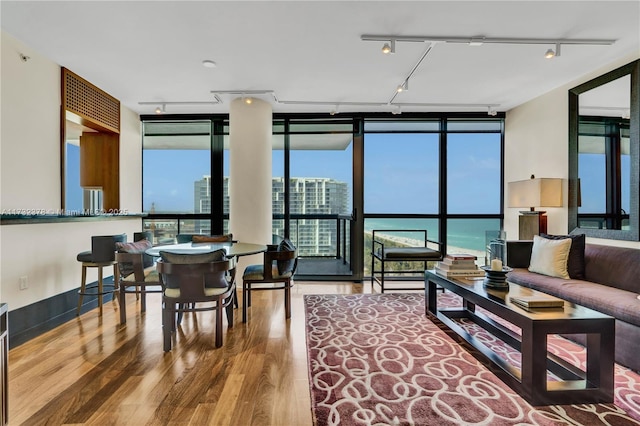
xmin=157 ymin=253 xmax=237 ymax=351
xmin=371 ymin=229 xmax=443 ymax=293
xmin=115 ymin=239 xmax=163 ymax=325
xmin=76 ymin=234 xmax=127 ymax=315
xmin=242 ymin=238 xmax=298 ymax=323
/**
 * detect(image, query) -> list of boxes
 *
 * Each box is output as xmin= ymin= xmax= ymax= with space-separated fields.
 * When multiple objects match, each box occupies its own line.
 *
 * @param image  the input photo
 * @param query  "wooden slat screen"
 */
xmin=62 ymin=68 xmax=120 ymax=133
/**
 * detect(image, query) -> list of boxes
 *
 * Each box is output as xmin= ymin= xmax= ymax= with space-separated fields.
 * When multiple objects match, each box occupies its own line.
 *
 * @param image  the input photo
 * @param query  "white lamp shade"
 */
xmin=508 ymin=178 xmax=563 ymax=209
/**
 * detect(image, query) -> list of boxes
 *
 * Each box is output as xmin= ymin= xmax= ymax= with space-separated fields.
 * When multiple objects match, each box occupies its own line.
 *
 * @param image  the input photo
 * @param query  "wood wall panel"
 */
xmin=79 ymin=132 xmax=119 ymax=211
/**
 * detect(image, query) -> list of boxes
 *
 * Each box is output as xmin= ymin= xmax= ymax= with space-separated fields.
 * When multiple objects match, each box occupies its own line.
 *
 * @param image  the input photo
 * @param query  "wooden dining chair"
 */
xmin=116 ymin=247 xmax=163 ymax=325
xmin=242 ymin=238 xmax=298 ymax=323
xmin=157 ymin=256 xmax=237 ymax=351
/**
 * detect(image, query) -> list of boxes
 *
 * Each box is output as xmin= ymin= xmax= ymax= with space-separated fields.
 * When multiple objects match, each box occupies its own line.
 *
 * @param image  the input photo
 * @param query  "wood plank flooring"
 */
xmin=8 ymin=281 xmax=374 ymax=426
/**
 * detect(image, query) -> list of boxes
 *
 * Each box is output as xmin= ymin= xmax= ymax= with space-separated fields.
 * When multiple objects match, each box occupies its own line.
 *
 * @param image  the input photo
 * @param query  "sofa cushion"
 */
xmin=540 ymin=233 xmax=585 ymax=279
xmin=528 ymin=235 xmax=571 ymax=279
xmin=508 ymin=268 xmax=640 ymax=327
xmin=584 ymin=244 xmax=640 ymax=294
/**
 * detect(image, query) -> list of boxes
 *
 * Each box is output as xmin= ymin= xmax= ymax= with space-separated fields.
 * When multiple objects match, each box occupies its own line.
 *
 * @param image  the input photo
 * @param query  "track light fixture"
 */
xmin=396 ymin=80 xmax=408 ymax=93
xmin=545 ymin=43 xmax=561 ymax=59
xmin=382 ymin=40 xmax=395 ymax=54
xmin=155 ymin=104 xmax=166 ymax=114
xmin=487 ymin=106 xmax=497 ymax=116
xmin=210 ymin=90 xmax=279 ymax=103
xmin=330 ymin=104 xmax=339 ymax=115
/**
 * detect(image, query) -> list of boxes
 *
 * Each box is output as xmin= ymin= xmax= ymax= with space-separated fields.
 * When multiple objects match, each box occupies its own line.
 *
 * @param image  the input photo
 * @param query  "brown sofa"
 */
xmin=506 ymin=240 xmax=640 ymax=373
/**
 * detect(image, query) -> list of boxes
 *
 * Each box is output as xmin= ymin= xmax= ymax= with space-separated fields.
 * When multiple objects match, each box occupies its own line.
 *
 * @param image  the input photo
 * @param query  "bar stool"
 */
xmin=76 ymin=234 xmax=127 ymax=315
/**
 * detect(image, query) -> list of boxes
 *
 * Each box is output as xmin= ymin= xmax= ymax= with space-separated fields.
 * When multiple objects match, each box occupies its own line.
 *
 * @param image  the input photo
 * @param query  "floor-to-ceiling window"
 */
xmin=362 ymin=117 xmax=503 ymax=278
xmin=141 ymin=113 xmax=504 ymax=280
xmin=141 ymin=119 xmax=219 ymax=243
xmin=445 ymin=120 xmax=503 ymax=264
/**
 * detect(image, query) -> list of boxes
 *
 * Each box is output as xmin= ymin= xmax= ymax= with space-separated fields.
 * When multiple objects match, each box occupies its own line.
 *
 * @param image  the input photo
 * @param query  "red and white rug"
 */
xmin=304 ymin=293 xmax=640 ymax=425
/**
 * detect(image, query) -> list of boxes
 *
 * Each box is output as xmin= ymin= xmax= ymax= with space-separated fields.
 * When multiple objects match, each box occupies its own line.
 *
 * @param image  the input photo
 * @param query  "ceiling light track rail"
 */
xmin=361 ymin=34 xmax=616 ymax=46
xmin=389 ymin=43 xmax=435 ymax=104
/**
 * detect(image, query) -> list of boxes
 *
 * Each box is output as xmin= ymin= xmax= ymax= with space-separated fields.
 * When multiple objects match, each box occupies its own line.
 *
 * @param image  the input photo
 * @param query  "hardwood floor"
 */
xmin=8 ymin=281 xmax=374 ymax=426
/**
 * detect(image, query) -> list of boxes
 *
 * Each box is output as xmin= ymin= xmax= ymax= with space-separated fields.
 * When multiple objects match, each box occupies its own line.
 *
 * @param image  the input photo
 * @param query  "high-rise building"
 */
xmin=194 ymin=176 xmax=212 ymax=234
xmin=194 ymin=176 xmax=211 ymax=213
xmin=195 ymin=176 xmax=348 ymax=255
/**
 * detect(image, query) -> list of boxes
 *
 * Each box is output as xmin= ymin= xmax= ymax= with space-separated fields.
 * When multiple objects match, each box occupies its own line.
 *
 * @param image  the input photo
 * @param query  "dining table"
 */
xmin=145 ymin=241 xmax=268 ymax=258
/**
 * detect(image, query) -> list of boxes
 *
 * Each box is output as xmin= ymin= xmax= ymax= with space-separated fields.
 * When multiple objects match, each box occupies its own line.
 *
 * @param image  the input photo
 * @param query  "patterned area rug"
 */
xmin=304 ymin=293 xmax=640 ymax=425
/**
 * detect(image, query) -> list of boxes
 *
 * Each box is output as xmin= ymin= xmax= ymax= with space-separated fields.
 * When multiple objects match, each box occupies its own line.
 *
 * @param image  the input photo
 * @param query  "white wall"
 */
xmin=0 ymin=31 xmax=143 ymax=309
xmin=504 ymin=53 xmax=640 ymax=248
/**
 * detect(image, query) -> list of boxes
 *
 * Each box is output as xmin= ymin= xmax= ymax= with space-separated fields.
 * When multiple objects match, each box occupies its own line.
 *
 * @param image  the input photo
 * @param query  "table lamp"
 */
xmin=508 ymin=175 xmax=563 ymax=240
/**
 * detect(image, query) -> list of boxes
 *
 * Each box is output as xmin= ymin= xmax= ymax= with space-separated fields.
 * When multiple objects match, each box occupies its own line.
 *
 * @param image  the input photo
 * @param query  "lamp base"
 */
xmin=518 ymin=211 xmax=547 ymax=240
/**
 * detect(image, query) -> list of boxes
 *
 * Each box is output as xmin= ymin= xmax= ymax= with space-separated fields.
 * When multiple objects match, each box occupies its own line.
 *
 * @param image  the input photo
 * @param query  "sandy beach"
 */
xmin=367 ymin=230 xmax=487 ymax=265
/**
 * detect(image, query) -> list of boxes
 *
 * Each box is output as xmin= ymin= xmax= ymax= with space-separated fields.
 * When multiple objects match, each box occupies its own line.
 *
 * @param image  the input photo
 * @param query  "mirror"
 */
xmin=568 ymin=60 xmax=639 ymax=240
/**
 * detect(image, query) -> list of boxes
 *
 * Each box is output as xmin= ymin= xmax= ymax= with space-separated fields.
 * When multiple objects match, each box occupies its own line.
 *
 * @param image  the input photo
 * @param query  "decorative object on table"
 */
xmin=509 ymin=294 xmax=564 ymax=309
xmin=435 ymin=253 xmax=484 ymax=278
xmin=486 ymin=229 xmax=507 ymax=270
xmin=480 ymin=265 xmax=512 ymax=288
xmin=507 ymin=175 xmax=563 ymax=240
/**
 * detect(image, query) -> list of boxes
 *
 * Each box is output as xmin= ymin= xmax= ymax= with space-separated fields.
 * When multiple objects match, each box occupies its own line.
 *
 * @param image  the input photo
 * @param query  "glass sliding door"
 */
xmin=285 ymin=119 xmax=354 ymax=278
xmin=363 ymin=120 xmax=440 ymax=277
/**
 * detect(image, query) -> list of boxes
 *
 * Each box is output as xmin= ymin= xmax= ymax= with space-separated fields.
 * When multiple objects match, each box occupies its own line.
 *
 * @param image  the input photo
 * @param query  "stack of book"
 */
xmin=435 ymin=254 xmax=484 ymax=278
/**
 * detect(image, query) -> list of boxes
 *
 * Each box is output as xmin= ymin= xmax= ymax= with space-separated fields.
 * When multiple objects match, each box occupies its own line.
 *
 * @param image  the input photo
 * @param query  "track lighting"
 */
xmin=330 ymin=105 xmax=339 ymax=115
xmin=139 ymin=100 xmax=221 ymax=112
xmin=545 ymin=44 xmax=561 ymax=59
xmin=396 ymin=80 xmax=409 ymax=93
xmin=487 ymin=106 xmax=497 ymax=116
xmin=382 ymin=40 xmax=395 ymax=54
xmin=244 ymin=96 xmax=253 ymax=105
xmin=391 ymin=105 xmax=402 ymax=115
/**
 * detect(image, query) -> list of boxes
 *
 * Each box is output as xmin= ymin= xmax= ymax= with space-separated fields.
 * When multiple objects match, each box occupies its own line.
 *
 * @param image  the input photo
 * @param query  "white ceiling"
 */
xmin=1 ymin=1 xmax=639 ymax=116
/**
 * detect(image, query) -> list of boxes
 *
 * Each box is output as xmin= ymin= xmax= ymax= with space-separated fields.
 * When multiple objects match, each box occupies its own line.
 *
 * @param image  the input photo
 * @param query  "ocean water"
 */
xmin=364 ymin=218 xmax=502 ymax=253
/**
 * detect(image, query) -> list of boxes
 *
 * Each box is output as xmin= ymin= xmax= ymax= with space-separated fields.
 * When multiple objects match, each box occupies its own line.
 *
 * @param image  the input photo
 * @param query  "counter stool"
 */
xmin=76 ymin=234 xmax=127 ymax=315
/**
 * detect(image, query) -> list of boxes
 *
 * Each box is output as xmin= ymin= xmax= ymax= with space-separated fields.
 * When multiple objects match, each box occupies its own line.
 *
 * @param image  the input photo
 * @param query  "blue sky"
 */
xmin=135 ymin=132 xmax=502 ymax=214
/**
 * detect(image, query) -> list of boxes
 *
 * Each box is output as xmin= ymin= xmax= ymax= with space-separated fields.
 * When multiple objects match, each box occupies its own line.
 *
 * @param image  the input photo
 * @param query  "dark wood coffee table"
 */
xmin=425 ymin=270 xmax=614 ymax=406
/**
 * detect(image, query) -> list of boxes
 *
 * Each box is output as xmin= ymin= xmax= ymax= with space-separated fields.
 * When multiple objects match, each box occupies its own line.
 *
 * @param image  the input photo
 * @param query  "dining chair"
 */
xmin=116 ymin=239 xmax=163 ymax=325
xmin=176 ymin=234 xmax=196 ymax=243
xmin=76 ymin=233 xmax=127 ymax=315
xmin=192 ymin=233 xmax=233 ymax=243
xmin=242 ymin=238 xmax=298 ymax=323
xmin=157 ymin=253 xmax=237 ymax=351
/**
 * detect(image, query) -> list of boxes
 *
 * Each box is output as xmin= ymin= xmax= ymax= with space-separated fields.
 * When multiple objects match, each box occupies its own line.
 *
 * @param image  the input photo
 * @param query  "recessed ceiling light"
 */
xmin=202 ymin=60 xmax=217 ymax=68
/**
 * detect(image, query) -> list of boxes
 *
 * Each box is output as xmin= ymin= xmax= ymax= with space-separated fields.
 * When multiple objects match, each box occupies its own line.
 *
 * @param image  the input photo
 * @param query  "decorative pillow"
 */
xmin=192 ymin=233 xmax=233 ymax=243
xmin=277 ymin=237 xmax=297 ymax=275
xmin=116 ymin=239 xmax=153 ymax=277
xmin=159 ymin=249 xmax=228 ymax=288
xmin=540 ymin=233 xmax=586 ymax=279
xmin=528 ymin=235 xmax=572 ymax=279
